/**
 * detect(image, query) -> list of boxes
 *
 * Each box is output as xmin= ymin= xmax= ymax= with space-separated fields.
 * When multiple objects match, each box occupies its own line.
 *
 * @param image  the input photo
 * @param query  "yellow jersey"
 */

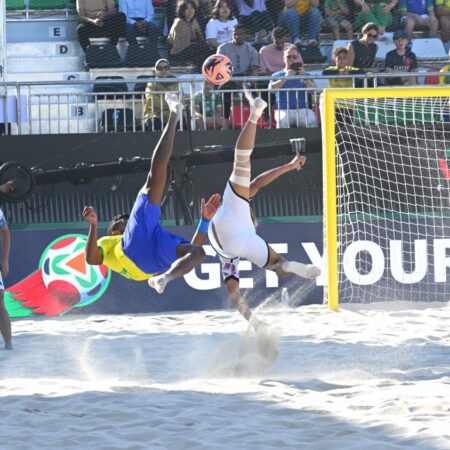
xmin=98 ymin=235 xmax=154 ymax=281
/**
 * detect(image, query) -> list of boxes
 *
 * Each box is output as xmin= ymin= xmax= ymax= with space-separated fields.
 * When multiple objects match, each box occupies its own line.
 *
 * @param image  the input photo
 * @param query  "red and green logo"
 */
xmin=5 ymin=234 xmax=111 ymax=317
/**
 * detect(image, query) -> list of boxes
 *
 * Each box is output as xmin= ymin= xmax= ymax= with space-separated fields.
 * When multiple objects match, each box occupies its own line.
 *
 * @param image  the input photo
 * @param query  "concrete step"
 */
xmin=7 ymin=40 xmax=83 ymax=58
xmin=7 ymin=55 xmax=84 ymax=73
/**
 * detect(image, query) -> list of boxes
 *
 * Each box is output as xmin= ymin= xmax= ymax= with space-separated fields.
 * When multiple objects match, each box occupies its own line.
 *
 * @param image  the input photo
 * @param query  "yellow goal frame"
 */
xmin=321 ymin=86 xmax=450 ymax=311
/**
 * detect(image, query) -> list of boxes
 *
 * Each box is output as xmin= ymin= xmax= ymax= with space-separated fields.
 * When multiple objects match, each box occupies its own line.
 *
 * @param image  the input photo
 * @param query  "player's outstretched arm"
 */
xmin=191 ymin=193 xmax=221 ymax=246
xmin=82 ymin=206 xmax=103 ymax=265
xmin=249 ymin=155 xmax=306 ymax=198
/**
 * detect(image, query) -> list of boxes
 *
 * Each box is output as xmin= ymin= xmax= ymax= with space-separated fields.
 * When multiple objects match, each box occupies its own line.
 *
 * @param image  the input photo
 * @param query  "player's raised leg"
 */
xmin=266 ymin=247 xmax=321 ymax=279
xmin=229 ymin=89 xmax=267 ymax=200
xmin=143 ymin=93 xmax=184 ymax=205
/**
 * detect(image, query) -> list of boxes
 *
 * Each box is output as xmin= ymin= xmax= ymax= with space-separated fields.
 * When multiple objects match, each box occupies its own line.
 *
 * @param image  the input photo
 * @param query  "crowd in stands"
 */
xmin=73 ymin=0 xmax=450 ymax=130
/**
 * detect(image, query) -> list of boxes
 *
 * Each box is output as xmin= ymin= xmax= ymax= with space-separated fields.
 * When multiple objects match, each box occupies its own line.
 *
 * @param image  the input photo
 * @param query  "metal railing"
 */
xmin=0 ymin=72 xmax=449 ymax=136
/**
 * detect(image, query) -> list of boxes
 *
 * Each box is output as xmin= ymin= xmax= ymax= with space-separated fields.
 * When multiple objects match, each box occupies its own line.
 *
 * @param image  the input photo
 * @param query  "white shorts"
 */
xmin=208 ymin=181 xmax=270 ymax=270
xmin=0 ymin=272 xmax=4 ymax=290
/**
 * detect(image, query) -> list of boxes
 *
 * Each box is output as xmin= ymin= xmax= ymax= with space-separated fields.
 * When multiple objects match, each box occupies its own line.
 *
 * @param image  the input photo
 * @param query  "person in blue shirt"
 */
xmin=268 ymin=46 xmax=318 ymax=129
xmin=399 ymin=0 xmax=438 ymax=37
xmin=119 ymin=0 xmax=160 ymax=58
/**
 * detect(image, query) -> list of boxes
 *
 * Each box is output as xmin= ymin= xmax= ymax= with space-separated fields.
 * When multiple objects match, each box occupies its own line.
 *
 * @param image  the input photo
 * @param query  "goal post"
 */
xmin=322 ymin=86 xmax=450 ymax=310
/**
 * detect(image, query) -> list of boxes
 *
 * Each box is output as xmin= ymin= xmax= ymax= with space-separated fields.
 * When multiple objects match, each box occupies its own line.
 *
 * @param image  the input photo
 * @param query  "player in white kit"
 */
xmin=208 ymin=92 xmax=321 ymax=322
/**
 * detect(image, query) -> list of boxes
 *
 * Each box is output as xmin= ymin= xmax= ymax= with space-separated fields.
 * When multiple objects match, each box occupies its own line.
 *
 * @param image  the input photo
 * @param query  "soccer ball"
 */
xmin=40 ymin=234 xmax=110 ymax=308
xmin=202 ymin=54 xmax=232 ymax=85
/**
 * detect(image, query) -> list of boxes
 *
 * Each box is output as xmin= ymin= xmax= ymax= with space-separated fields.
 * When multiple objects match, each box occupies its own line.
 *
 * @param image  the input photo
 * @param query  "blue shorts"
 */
xmin=122 ymin=192 xmax=189 ymax=274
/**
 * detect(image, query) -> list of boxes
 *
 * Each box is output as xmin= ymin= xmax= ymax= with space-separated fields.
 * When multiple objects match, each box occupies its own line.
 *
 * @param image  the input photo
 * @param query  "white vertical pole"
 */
xmin=0 ymin=0 xmax=6 ymax=82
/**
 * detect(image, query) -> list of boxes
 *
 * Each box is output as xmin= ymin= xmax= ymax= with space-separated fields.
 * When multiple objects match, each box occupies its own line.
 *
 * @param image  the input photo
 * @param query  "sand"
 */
xmin=1 ymin=302 xmax=449 ymax=450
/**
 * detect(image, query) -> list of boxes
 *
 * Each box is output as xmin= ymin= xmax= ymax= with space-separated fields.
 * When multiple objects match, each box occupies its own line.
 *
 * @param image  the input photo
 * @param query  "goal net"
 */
xmin=322 ymin=87 xmax=450 ymax=310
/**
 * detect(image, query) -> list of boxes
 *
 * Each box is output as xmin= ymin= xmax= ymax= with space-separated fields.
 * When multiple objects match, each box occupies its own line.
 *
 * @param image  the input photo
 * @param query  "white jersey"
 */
xmin=205 ymin=18 xmax=238 ymax=45
xmin=208 ymin=181 xmax=269 ymax=279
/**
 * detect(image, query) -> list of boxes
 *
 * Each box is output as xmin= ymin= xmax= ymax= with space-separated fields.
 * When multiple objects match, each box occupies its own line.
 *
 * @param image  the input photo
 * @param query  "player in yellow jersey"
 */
xmin=83 ymin=94 xmax=221 ymax=293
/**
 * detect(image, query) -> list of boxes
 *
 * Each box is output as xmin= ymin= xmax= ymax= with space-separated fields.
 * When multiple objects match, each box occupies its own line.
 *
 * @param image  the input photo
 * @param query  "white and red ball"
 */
xmin=202 ymin=54 xmax=233 ymax=85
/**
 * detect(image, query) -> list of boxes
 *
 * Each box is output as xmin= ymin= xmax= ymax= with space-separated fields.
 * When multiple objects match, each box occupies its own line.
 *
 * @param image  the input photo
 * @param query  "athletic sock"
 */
xmin=282 ymin=261 xmax=321 ymax=279
xmin=148 ymin=274 xmax=168 ymax=294
xmin=248 ymin=97 xmax=267 ymax=124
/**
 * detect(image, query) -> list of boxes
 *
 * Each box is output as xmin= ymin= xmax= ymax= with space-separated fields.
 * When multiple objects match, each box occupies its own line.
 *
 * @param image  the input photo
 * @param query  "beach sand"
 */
xmin=1 ymin=302 xmax=449 ymax=450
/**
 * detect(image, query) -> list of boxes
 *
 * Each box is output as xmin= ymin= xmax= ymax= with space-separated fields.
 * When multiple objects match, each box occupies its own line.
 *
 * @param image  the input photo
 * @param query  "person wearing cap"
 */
xmin=143 ymin=59 xmax=183 ymax=131
xmin=384 ymin=30 xmax=418 ymax=85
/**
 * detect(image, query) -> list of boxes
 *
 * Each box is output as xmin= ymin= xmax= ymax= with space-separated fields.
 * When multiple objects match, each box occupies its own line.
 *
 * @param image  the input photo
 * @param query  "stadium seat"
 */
xmin=28 ymin=0 xmax=67 ymax=9
xmin=229 ymin=104 xmax=270 ymax=129
xmin=6 ymin=0 xmax=26 ymax=10
xmin=424 ymin=68 xmax=440 ymax=85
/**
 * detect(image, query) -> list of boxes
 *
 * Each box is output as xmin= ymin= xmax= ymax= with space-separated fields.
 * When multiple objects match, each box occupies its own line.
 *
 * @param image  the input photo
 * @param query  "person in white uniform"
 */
xmin=208 ymin=91 xmax=321 ymax=323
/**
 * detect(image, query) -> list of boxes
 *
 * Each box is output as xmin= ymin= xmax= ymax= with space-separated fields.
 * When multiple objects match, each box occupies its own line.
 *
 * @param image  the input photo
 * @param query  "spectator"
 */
xmin=217 ymin=24 xmax=262 ymax=120
xmin=280 ymin=0 xmax=322 ymax=46
xmin=384 ymin=29 xmax=418 ymax=85
xmin=347 ymin=22 xmax=379 ymax=69
xmin=76 ymin=0 xmax=126 ymax=51
xmin=324 ymin=0 xmax=353 ymax=39
xmin=195 ymin=81 xmax=228 ymax=129
xmin=322 ymin=47 xmax=365 ymax=122
xmin=259 ymin=26 xmax=297 ymax=73
xmin=168 ymin=0 xmax=212 ymax=70
xmin=235 ymin=0 xmax=273 ymax=41
xmin=167 ymin=0 xmax=213 ymax=34
xmin=269 ymin=46 xmax=318 ymax=128
xmin=398 ymin=0 xmax=438 ymax=38
xmin=436 ymin=0 xmax=450 ymax=49
xmin=143 ymin=59 xmax=183 ymax=131
xmin=353 ymin=0 xmax=397 ymax=36
xmin=322 ymin=47 xmax=365 ymax=86
xmin=439 ymin=62 xmax=450 ymax=84
xmin=206 ymin=0 xmax=239 ymax=49
xmin=119 ymin=0 xmax=159 ymax=49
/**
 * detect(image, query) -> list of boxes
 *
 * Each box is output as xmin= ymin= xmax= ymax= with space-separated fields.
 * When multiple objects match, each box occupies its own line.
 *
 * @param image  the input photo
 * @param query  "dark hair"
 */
xmin=333 ymin=46 xmax=348 ymax=58
xmin=176 ymin=0 xmax=197 ymax=19
xmin=212 ymin=0 xmax=238 ymax=19
xmin=233 ymin=23 xmax=246 ymax=33
xmin=108 ymin=213 xmax=130 ymax=235
xmin=361 ymin=22 xmax=378 ymax=37
xmin=272 ymin=27 xmax=286 ymax=39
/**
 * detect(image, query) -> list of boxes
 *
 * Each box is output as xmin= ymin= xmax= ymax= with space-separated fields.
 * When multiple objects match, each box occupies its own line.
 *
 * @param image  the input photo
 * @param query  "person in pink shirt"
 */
xmin=259 ymin=27 xmax=298 ymax=74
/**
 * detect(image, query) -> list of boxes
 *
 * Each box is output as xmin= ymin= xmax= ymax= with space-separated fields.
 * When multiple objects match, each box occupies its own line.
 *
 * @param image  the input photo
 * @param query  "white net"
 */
xmin=333 ymin=96 xmax=450 ymax=303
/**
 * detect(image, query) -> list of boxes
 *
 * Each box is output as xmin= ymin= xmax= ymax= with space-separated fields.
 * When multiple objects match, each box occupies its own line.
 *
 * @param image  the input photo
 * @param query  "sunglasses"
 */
xmin=286 ymin=54 xmax=299 ymax=59
xmin=367 ymin=33 xmax=378 ymax=38
xmin=157 ymin=65 xmax=170 ymax=70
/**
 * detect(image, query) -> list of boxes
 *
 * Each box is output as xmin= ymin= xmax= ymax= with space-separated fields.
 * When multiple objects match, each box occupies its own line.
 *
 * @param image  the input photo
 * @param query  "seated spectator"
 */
xmin=347 ymin=22 xmax=379 ymax=69
xmin=143 ymin=59 xmax=184 ymax=130
xmin=119 ymin=0 xmax=159 ymax=53
xmin=322 ymin=47 xmax=365 ymax=86
xmin=235 ymin=0 xmax=273 ymax=41
xmin=217 ymin=24 xmax=262 ymax=119
xmin=323 ymin=47 xmax=365 ymax=122
xmin=195 ymin=81 xmax=228 ymax=129
xmin=353 ymin=0 xmax=397 ymax=36
xmin=280 ymin=0 xmax=322 ymax=46
xmin=167 ymin=0 xmax=214 ymax=34
xmin=324 ymin=0 xmax=353 ymax=39
xmin=259 ymin=26 xmax=297 ymax=73
xmin=399 ymin=0 xmax=438 ymax=38
xmin=76 ymin=0 xmax=126 ymax=52
xmin=436 ymin=0 xmax=450 ymax=49
xmin=168 ymin=0 xmax=212 ymax=70
xmin=439 ymin=62 xmax=450 ymax=84
xmin=269 ymin=46 xmax=318 ymax=128
xmin=206 ymin=0 xmax=239 ymax=49
xmin=384 ymin=29 xmax=418 ymax=85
